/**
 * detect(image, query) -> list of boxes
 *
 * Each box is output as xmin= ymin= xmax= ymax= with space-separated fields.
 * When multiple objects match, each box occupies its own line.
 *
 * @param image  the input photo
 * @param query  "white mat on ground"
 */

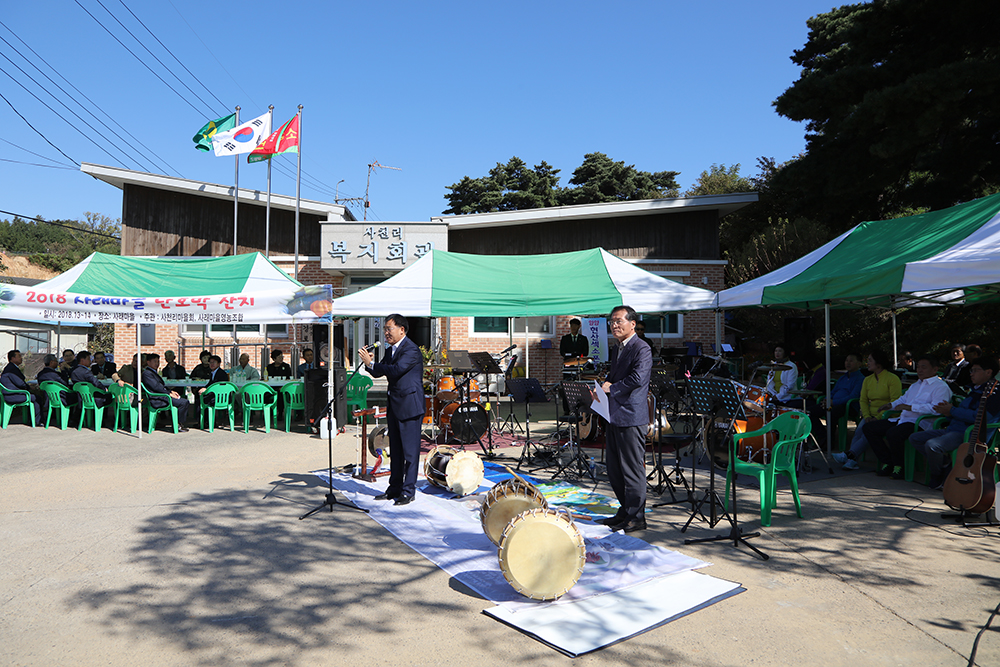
xmin=313 ymin=470 xmax=743 ymax=654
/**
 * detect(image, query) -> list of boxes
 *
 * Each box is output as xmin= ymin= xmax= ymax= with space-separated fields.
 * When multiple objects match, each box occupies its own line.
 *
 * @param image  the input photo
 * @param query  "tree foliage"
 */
xmin=773 ymin=0 xmax=1000 ymax=230
xmin=0 ymin=212 xmax=121 ymax=273
xmin=442 ymin=152 xmax=679 ymax=214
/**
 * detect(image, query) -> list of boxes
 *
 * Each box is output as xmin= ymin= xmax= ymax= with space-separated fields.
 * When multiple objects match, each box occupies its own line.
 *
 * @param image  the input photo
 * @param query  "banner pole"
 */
xmin=294 ymin=105 xmax=302 ymax=281
xmin=265 ymin=104 xmax=273 ymax=259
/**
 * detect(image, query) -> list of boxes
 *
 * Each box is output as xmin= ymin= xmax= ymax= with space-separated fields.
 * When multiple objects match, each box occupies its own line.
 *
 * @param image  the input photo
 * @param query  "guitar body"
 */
xmin=944 ymin=441 xmax=997 ymax=513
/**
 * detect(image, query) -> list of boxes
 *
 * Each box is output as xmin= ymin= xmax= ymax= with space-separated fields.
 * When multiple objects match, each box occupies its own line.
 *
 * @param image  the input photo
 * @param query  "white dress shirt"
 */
xmin=889 ymin=376 xmax=952 ymax=427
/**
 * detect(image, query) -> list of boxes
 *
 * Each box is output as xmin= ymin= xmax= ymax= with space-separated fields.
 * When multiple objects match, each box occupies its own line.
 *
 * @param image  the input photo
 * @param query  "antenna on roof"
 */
xmin=364 ymin=159 xmax=401 ymax=221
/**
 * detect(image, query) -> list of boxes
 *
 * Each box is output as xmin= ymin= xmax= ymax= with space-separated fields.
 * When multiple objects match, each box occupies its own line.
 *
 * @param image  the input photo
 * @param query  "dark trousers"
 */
xmin=171 ymin=396 xmax=190 ymax=425
xmin=387 ymin=411 xmax=422 ymax=498
xmin=605 ymin=423 xmax=647 ymax=521
xmin=862 ymin=419 xmax=913 ymax=468
xmin=809 ymin=402 xmax=856 ymax=445
xmin=5 ymin=393 xmax=46 ymax=425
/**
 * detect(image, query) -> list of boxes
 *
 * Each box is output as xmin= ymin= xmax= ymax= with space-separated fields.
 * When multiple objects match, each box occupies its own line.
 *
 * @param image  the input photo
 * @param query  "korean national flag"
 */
xmin=211 ymin=112 xmax=272 ymax=157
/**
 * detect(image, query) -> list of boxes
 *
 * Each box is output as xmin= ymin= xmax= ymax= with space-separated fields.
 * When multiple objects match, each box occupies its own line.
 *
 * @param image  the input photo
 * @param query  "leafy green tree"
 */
xmin=559 ymin=152 xmax=679 ymax=205
xmin=442 ymin=157 xmax=561 ymax=214
xmin=0 ymin=212 xmax=121 ymax=273
xmin=773 ymin=0 xmax=1000 ymax=230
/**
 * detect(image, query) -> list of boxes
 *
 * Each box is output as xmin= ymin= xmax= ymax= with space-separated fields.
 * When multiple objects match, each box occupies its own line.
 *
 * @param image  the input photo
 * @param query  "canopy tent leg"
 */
xmin=136 ymin=323 xmax=142 ymax=440
xmin=824 ymin=302 xmax=831 ymax=454
xmin=891 ymin=309 xmax=898 ymax=368
xmin=714 ymin=309 xmax=722 ymax=357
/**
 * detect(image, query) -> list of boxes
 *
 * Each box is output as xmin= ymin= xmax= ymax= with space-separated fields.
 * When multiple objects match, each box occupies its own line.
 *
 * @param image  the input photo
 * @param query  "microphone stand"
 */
xmin=299 ymin=350 xmax=372 ymax=520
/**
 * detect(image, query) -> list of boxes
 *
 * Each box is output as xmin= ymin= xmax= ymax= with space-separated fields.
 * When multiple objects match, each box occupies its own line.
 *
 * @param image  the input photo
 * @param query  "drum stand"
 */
xmin=550 ymin=381 xmax=597 ymax=482
xmin=299 ymin=395 xmax=369 ymax=520
xmin=681 ymin=376 xmax=768 ymax=560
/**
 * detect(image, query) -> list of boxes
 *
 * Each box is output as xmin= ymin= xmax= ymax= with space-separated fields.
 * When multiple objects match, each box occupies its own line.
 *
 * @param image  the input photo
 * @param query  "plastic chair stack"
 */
xmin=725 ymin=410 xmax=812 ymax=527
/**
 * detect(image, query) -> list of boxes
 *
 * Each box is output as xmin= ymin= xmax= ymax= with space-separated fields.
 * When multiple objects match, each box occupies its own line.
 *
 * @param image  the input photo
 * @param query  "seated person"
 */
xmin=111 ymin=354 xmax=140 ymax=387
xmin=896 ymin=351 xmax=914 ymax=372
xmin=1 ymin=349 xmax=46 ymax=425
xmin=765 ymin=343 xmax=799 ymax=405
xmin=141 ymin=353 xmax=189 ymax=432
xmin=202 ymin=355 xmax=229 ymax=407
xmin=942 ymin=343 xmax=971 ymax=387
xmin=635 ymin=321 xmax=655 ymax=353
xmin=90 ymin=351 xmax=116 ymax=379
xmin=229 ymin=353 xmax=260 ymax=383
xmin=266 ymin=349 xmax=292 ymax=378
xmin=809 ymin=353 xmax=864 ymax=446
xmin=37 ymin=353 xmax=80 ymax=421
xmin=862 ymin=354 xmax=952 ymax=479
xmin=297 ymin=348 xmax=317 ymax=378
xmin=909 ymin=357 xmax=1000 ymax=489
xmin=161 ymin=350 xmax=187 ymax=380
xmin=188 ymin=350 xmax=212 ymax=413
xmin=559 ymin=318 xmax=589 ymax=360
xmin=58 ymin=349 xmax=77 ymax=383
xmin=69 ymin=351 xmax=113 ymax=408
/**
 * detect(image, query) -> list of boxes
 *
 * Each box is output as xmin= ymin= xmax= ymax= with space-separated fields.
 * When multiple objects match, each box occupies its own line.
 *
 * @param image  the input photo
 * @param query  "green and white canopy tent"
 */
xmin=329 ymin=247 xmax=718 ymax=317
xmin=714 ymin=191 xmax=1000 ymax=450
xmin=0 ymin=252 xmax=334 ymax=437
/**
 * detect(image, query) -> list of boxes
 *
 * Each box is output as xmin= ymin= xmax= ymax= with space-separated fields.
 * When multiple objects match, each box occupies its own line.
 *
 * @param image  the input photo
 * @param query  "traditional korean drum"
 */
xmin=423 ymin=445 xmax=484 ymax=496
xmin=479 ymin=477 xmax=548 ymax=546
xmin=498 ymin=508 xmax=586 ymax=601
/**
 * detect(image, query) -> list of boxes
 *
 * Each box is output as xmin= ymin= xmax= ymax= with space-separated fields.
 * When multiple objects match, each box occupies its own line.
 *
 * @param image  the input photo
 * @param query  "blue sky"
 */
xmin=1 ymin=1 xmax=842 ymax=226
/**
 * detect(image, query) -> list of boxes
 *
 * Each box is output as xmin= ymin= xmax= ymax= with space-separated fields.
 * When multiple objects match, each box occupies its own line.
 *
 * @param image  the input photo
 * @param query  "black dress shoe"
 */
xmin=393 ymin=495 xmax=414 ymax=506
xmin=614 ymin=518 xmax=647 ymax=533
xmin=374 ymin=492 xmax=399 ymax=501
xmin=178 ymin=427 xmax=190 ymax=433
xmin=600 ymin=515 xmax=625 ymax=526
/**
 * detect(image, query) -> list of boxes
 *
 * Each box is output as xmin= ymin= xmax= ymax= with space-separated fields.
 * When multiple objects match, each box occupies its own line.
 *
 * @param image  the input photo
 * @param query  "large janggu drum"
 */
xmin=480 ymin=477 xmax=548 ymax=546
xmin=423 ymin=445 xmax=485 ymax=496
xmin=498 ymin=507 xmax=586 ymax=601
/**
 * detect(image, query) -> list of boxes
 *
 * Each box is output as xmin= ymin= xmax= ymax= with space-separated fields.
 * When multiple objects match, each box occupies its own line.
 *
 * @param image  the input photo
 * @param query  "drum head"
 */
xmin=498 ymin=508 xmax=585 ymax=601
xmin=423 ymin=445 xmax=456 ymax=488
xmin=367 ymin=425 xmax=390 ymax=461
xmin=449 ymin=402 xmax=489 ymax=443
xmin=444 ymin=450 xmax=485 ymax=496
xmin=480 ymin=479 xmax=548 ymax=546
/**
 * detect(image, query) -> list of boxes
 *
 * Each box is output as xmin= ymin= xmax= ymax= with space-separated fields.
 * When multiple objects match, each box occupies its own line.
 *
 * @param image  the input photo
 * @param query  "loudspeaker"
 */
xmin=305 ymin=367 xmax=346 ymax=427
xmin=783 ymin=316 xmax=815 ymax=358
xmin=312 ymin=323 xmax=345 ymax=368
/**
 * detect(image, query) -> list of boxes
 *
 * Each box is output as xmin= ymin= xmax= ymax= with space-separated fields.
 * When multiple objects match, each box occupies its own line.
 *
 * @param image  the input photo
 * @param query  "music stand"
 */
xmin=647 ymin=370 xmax=694 ymax=504
xmin=550 ymin=381 xmax=597 ymax=481
xmin=681 ymin=376 xmax=768 ymax=560
xmin=507 ymin=377 xmax=548 ymax=470
xmin=469 ymin=351 xmax=504 ymax=458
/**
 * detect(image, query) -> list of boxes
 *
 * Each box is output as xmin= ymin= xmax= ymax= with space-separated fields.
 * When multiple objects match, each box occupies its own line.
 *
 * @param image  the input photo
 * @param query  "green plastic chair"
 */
xmin=901 ymin=414 xmax=948 ymax=482
xmin=346 ymin=375 xmax=373 ymax=424
xmin=109 ymin=383 xmax=139 ymax=433
xmin=39 ymin=381 xmax=73 ymax=430
xmin=279 ymin=380 xmax=305 ymax=432
xmin=143 ymin=388 xmax=181 ymax=433
xmin=0 ymin=386 xmax=36 ymax=429
xmin=726 ymin=411 xmax=812 ymax=527
xmin=241 ymin=382 xmax=278 ymax=433
xmin=905 ymin=420 xmax=999 ymax=485
xmin=73 ymin=383 xmax=108 ymax=432
xmin=200 ymin=382 xmax=237 ymax=433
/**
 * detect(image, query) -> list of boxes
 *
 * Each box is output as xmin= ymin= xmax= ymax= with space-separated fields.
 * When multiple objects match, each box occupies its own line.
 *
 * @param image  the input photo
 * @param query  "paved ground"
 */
xmin=1 ymin=416 xmax=997 ymax=666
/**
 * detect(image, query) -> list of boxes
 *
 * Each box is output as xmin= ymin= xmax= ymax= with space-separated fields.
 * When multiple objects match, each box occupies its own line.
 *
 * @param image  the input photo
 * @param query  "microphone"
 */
xmin=500 ymin=344 xmax=516 ymax=355
xmin=361 ymin=341 xmax=381 ymax=353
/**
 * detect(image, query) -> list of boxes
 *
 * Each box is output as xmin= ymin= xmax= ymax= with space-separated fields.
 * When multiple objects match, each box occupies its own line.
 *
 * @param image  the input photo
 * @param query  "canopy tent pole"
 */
xmin=659 ymin=314 xmax=665 ymax=351
xmin=524 ymin=319 xmax=529 ymax=379
xmin=891 ymin=308 xmax=898 ymax=368
xmin=56 ymin=323 xmax=61 ymax=356
xmin=264 ymin=104 xmax=273 ymax=259
xmin=136 ymin=323 xmax=142 ymax=440
xmin=714 ymin=309 xmax=722 ymax=356
xmin=232 ymin=106 xmax=240 ymax=256
xmin=824 ymin=301 xmax=831 ymax=453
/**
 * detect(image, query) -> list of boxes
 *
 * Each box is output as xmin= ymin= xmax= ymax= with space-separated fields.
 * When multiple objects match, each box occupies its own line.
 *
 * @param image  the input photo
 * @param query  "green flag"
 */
xmin=192 ymin=113 xmax=236 ymax=152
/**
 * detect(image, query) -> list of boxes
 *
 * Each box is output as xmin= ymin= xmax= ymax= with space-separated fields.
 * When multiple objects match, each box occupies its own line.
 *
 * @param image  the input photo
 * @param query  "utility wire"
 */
xmin=0 ymin=158 xmax=76 ymax=170
xmin=0 ymin=20 xmax=182 ymax=177
xmin=116 ymin=0 xmax=228 ymax=113
xmin=0 ymin=88 xmax=79 ymax=167
xmin=91 ymin=0 xmax=218 ymax=117
xmin=1 ymin=137 xmax=76 ymax=167
xmin=0 ymin=208 xmax=122 ymax=240
xmin=0 ymin=55 xmax=140 ymax=170
xmin=73 ymin=0 xmax=212 ymax=118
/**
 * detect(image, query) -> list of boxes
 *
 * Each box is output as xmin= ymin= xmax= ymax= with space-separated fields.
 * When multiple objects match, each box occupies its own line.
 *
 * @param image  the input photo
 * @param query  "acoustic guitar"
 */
xmin=943 ymin=379 xmax=998 ymax=514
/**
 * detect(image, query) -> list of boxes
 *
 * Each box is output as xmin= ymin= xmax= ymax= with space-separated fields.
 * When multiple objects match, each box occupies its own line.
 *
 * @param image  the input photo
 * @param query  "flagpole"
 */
xmin=233 ymin=105 xmax=240 ymax=256
xmin=294 ymin=104 xmax=302 ymax=281
xmin=265 ymin=104 xmax=273 ymax=259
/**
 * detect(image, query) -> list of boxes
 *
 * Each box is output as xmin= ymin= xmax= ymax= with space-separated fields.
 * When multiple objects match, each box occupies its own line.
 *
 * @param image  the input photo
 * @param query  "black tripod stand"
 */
xmin=299 ymin=374 xmax=369 ymax=520
xmin=550 ymin=381 xmax=597 ymax=481
xmin=681 ymin=376 xmax=768 ymax=560
xmin=508 ymin=377 xmax=548 ymax=470
xmin=647 ymin=370 xmax=693 ymax=504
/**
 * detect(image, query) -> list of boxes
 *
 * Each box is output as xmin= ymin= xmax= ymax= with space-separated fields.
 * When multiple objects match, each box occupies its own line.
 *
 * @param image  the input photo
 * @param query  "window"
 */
xmin=471 ymin=316 xmax=553 ymax=336
xmin=15 ymin=330 xmax=48 ymax=354
xmin=641 ymin=314 xmax=681 ymax=336
xmin=181 ymin=324 xmax=288 ymax=338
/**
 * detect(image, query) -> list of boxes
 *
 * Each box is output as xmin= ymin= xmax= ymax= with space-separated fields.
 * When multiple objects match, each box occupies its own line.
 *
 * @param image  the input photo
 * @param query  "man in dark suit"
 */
xmin=599 ymin=306 xmax=652 ymax=533
xmin=142 ymin=353 xmax=190 ymax=432
xmin=37 ymin=353 xmax=80 ymax=421
xmin=70 ymin=351 xmax=113 ymax=408
xmin=202 ymin=355 xmax=230 ymax=408
xmin=359 ymin=314 xmax=424 ymax=505
xmin=560 ymin=318 xmax=589 ymax=359
xmin=2 ymin=349 xmax=46 ymax=426
xmin=91 ymin=351 xmax=117 ymax=379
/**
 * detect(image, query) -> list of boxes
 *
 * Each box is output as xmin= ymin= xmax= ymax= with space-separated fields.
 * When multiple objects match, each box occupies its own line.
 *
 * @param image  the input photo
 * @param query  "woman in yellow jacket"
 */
xmin=832 ymin=349 xmax=902 ymax=469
